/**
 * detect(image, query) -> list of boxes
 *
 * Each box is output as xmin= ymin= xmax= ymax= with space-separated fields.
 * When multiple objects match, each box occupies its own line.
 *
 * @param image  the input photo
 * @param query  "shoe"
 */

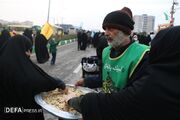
xmin=51 ymin=62 xmax=55 ymax=65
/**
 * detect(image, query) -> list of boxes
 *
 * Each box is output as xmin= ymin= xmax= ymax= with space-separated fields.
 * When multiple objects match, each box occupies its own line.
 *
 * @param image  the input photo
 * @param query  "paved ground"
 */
xmin=31 ymin=42 xmax=96 ymax=120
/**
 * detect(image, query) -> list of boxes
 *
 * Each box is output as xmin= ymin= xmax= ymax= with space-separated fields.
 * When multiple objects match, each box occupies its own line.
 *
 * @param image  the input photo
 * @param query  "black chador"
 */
xmin=35 ymin=32 xmax=49 ymax=63
xmin=0 ymin=35 xmax=65 ymax=120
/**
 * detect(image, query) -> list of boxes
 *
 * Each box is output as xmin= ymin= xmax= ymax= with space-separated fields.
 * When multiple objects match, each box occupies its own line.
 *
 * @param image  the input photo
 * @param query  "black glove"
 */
xmin=68 ymin=95 xmax=84 ymax=113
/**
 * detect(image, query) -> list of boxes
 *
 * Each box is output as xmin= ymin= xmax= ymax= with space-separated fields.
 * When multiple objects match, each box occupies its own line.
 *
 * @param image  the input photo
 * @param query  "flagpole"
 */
xmin=170 ymin=0 xmax=178 ymax=26
xmin=47 ymin=0 xmax=51 ymax=23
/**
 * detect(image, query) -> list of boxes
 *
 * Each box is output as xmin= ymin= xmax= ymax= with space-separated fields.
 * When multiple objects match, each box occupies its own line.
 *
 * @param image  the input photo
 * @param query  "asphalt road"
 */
xmin=31 ymin=41 xmax=96 ymax=120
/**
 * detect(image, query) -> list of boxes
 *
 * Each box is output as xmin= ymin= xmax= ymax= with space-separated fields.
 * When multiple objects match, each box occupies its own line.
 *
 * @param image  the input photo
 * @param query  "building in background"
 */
xmin=55 ymin=24 xmax=77 ymax=35
xmin=133 ymin=14 xmax=155 ymax=34
xmin=0 ymin=19 xmax=33 ymax=34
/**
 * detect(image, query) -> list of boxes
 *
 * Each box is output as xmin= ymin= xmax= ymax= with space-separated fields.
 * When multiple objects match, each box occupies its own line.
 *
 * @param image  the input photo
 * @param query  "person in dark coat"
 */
xmin=80 ymin=31 xmax=88 ymax=50
xmin=0 ymin=29 xmax=11 ymax=48
xmin=92 ymin=32 xmax=100 ymax=48
xmin=0 ymin=35 xmax=66 ymax=120
xmin=77 ymin=31 xmax=82 ymax=50
xmin=138 ymin=34 xmax=151 ymax=46
xmin=23 ymin=28 xmax=33 ymax=52
xmin=67 ymin=26 xmax=180 ymax=120
xmin=96 ymin=32 xmax=108 ymax=60
xmin=35 ymin=31 xmax=49 ymax=63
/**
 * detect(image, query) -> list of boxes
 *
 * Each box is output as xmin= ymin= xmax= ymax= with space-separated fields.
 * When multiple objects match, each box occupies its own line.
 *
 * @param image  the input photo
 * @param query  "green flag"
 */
xmin=164 ymin=12 xmax=169 ymax=20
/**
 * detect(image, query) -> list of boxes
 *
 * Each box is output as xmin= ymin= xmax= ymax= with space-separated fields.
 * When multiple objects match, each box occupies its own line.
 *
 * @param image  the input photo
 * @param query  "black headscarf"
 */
xmin=0 ymin=35 xmax=65 ymax=120
xmin=0 ymin=29 xmax=11 ymax=49
xmin=35 ymin=32 xmax=49 ymax=63
xmin=80 ymin=26 xmax=180 ymax=120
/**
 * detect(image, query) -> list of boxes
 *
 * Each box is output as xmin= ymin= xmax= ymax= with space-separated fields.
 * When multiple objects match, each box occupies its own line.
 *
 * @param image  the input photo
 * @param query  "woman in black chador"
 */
xmin=35 ymin=31 xmax=49 ymax=63
xmin=23 ymin=28 xmax=33 ymax=52
xmin=0 ymin=35 xmax=66 ymax=120
xmin=0 ymin=29 xmax=11 ymax=48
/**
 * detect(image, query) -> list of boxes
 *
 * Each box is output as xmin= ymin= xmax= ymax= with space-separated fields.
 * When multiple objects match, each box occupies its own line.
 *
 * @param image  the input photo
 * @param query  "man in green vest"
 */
xmin=75 ymin=7 xmax=149 ymax=92
xmin=66 ymin=6 xmax=150 ymax=114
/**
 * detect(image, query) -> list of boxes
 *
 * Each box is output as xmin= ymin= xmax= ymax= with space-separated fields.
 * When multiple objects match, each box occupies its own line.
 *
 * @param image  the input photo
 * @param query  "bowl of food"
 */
xmin=34 ymin=84 xmax=96 ymax=119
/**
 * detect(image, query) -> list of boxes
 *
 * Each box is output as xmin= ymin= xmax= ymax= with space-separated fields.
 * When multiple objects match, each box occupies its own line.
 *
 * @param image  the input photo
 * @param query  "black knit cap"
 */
xmin=102 ymin=7 xmax=135 ymax=35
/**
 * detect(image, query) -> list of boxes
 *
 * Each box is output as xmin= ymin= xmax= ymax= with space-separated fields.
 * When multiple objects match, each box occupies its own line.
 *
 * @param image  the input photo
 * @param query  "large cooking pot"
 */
xmin=34 ymin=84 xmax=96 ymax=120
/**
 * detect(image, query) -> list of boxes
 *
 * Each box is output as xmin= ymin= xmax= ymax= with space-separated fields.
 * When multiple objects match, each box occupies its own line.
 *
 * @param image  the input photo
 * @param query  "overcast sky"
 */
xmin=0 ymin=0 xmax=180 ymax=31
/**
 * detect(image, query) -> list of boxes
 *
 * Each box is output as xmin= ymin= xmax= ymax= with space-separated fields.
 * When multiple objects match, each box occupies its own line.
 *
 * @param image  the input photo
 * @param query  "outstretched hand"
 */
xmin=58 ymin=87 xmax=68 ymax=94
xmin=75 ymin=79 xmax=84 ymax=86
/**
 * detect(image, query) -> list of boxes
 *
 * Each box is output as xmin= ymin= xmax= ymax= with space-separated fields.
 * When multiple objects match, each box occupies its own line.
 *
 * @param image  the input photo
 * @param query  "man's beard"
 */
xmin=108 ymin=31 xmax=127 ymax=49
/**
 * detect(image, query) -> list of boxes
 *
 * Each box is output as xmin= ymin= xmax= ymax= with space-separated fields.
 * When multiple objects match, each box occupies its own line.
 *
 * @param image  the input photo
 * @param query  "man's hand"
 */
xmin=75 ymin=79 xmax=84 ymax=86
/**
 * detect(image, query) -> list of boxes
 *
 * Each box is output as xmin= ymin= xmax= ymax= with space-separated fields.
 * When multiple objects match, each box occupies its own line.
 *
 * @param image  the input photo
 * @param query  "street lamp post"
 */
xmin=47 ymin=0 xmax=51 ymax=23
xmin=170 ymin=0 xmax=179 ymax=26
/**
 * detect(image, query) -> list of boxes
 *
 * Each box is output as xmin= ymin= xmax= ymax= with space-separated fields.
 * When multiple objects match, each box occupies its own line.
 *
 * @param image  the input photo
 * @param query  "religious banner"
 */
xmin=41 ymin=22 xmax=54 ymax=40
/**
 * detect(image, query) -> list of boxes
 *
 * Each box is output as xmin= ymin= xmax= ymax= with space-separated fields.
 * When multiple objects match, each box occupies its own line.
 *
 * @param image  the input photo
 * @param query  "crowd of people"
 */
xmin=0 ymin=5 xmax=180 ymax=120
xmin=67 ymin=7 xmax=180 ymax=120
